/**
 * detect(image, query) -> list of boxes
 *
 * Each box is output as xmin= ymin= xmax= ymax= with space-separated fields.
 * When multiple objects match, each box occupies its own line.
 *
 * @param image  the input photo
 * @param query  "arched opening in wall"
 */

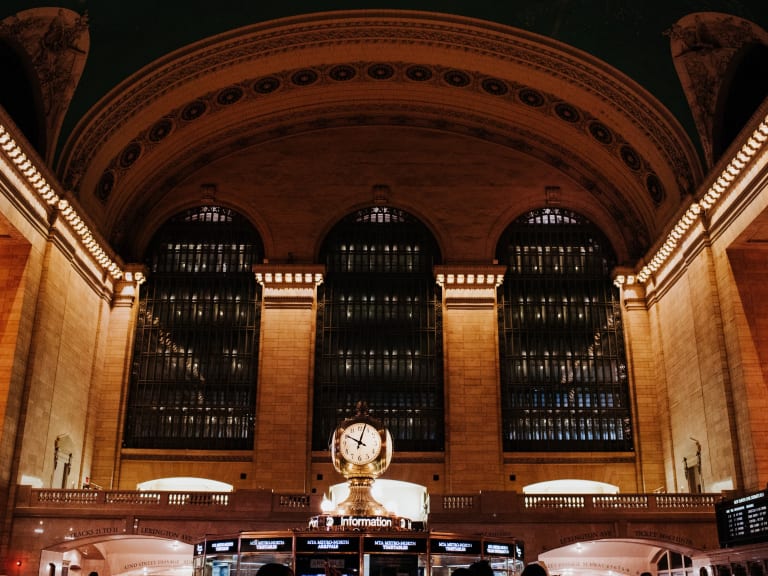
xmin=522 ymin=479 xmax=619 ymax=494
xmin=137 ymin=477 xmax=233 ymax=492
xmin=42 ymin=538 xmax=191 ymax=576
xmin=123 ymin=205 xmax=263 ymax=450
xmin=496 ymin=207 xmax=632 ymax=452
xmin=712 ymin=43 xmax=768 ymax=161
xmin=0 ymin=38 xmax=45 ymax=154
xmin=312 ymin=206 xmax=444 ymax=452
xmin=655 ymin=549 xmax=694 ymax=576
xmin=539 ymin=540 xmax=696 ymax=576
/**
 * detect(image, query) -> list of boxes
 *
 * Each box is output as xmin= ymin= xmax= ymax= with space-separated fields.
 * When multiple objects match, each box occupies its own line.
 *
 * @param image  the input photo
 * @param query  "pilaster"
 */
xmin=435 ymin=264 xmax=506 ymax=491
xmin=91 ymin=269 xmax=144 ymax=489
xmin=252 ymin=264 xmax=324 ymax=491
xmin=615 ymin=270 xmax=666 ymax=493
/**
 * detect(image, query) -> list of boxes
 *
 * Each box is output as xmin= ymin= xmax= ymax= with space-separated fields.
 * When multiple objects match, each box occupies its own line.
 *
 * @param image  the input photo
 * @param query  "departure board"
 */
xmin=716 ymin=490 xmax=768 ymax=547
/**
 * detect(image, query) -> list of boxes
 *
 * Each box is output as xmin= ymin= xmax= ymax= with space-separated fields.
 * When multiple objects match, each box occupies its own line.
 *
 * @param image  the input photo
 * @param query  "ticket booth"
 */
xmin=295 ymin=535 xmax=361 ymax=576
xmin=193 ymin=532 xmax=521 ymax=576
xmin=201 ymin=537 xmax=239 ymax=576
xmin=239 ymin=534 xmax=295 ymax=576
xmin=363 ymin=535 xmax=428 ymax=576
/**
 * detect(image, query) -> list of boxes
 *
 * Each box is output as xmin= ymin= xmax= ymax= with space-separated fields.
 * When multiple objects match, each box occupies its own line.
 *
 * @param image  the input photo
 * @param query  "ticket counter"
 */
xmin=193 ymin=532 xmax=523 ymax=576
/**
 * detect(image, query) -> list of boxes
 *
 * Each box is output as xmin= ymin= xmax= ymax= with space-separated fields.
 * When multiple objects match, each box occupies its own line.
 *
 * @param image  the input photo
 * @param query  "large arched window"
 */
xmin=124 ymin=206 xmax=263 ymax=450
xmin=313 ymin=206 xmax=444 ymax=452
xmin=496 ymin=208 xmax=632 ymax=451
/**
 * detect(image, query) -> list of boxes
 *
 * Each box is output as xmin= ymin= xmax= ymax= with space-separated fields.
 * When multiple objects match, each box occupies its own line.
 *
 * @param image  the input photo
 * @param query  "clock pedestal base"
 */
xmin=334 ymin=477 xmax=388 ymax=516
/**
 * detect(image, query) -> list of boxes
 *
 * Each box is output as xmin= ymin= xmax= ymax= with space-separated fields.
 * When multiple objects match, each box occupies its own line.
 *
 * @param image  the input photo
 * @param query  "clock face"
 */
xmin=340 ymin=422 xmax=382 ymax=465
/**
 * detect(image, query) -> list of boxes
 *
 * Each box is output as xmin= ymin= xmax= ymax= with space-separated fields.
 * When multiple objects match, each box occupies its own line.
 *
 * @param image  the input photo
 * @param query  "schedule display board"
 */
xmin=716 ymin=490 xmax=768 ymax=547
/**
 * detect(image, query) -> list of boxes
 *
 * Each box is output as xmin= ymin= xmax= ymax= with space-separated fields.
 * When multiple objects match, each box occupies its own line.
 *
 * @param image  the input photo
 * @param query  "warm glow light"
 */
xmin=1 ymin=122 xmax=124 ymax=280
xmin=327 ymin=479 xmax=428 ymax=521
xmin=523 ymin=479 xmax=619 ymax=494
xmin=137 ymin=477 xmax=233 ymax=491
xmin=618 ymin=114 xmax=768 ymax=287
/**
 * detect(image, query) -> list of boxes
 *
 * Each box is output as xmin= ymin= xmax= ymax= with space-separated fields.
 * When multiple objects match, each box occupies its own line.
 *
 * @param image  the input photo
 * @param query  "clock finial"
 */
xmin=355 ymin=400 xmax=369 ymax=416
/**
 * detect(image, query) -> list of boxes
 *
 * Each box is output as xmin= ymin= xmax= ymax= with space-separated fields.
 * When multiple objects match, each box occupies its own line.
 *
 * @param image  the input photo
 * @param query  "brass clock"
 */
xmin=331 ymin=401 xmax=392 ymax=479
xmin=340 ymin=421 xmax=382 ymax=465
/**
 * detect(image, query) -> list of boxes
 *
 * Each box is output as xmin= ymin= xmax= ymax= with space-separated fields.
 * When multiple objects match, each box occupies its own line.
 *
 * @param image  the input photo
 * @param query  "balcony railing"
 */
xmin=15 ymin=486 xmax=719 ymax=520
xmin=431 ymin=492 xmax=718 ymax=513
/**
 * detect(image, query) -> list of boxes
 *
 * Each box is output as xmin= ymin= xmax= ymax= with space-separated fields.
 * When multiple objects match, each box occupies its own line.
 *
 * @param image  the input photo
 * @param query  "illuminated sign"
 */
xmin=296 ymin=537 xmax=360 ymax=553
xmin=308 ymin=515 xmax=411 ymax=530
xmin=482 ymin=541 xmax=524 ymax=560
xmin=430 ymin=539 xmax=481 ymax=554
xmin=484 ymin=542 xmax=510 ymax=555
xmin=716 ymin=490 xmax=768 ymax=547
xmin=206 ymin=539 xmax=238 ymax=554
xmin=240 ymin=538 xmax=293 ymax=553
xmin=363 ymin=538 xmax=427 ymax=553
xmin=195 ymin=542 xmax=205 ymax=556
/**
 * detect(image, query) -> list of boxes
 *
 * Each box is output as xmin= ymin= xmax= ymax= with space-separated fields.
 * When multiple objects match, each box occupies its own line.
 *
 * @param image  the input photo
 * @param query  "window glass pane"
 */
xmin=313 ymin=206 xmax=444 ymax=451
xmin=124 ymin=206 xmax=263 ymax=450
xmin=496 ymin=208 xmax=632 ymax=452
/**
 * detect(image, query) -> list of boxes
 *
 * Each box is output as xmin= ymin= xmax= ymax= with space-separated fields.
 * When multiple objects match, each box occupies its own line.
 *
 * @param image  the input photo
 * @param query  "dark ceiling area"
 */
xmin=3 ymin=0 xmax=768 ymax=150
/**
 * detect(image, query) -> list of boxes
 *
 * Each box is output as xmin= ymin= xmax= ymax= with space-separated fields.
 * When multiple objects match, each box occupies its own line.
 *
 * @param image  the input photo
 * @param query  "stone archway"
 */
xmin=40 ymin=536 xmax=192 ymax=576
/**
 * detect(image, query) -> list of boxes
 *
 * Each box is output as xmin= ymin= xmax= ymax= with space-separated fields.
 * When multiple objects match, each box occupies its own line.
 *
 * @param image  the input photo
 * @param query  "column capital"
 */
xmin=434 ymin=263 xmax=506 ymax=308
xmin=111 ymin=264 xmax=147 ymax=308
xmin=253 ymin=263 xmax=325 ymax=308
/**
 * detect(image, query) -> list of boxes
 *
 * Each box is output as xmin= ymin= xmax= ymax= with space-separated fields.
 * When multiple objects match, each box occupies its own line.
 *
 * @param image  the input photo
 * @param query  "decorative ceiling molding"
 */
xmin=668 ymin=12 xmax=768 ymax=169
xmin=92 ymin=61 xmax=666 ymax=212
xmin=52 ymin=11 xmax=702 ymax=266
xmin=0 ymin=7 xmax=89 ymax=164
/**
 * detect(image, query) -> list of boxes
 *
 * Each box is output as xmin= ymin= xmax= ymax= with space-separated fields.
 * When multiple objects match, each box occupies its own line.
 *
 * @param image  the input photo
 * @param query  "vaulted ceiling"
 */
xmin=1 ymin=2 xmax=767 ymax=266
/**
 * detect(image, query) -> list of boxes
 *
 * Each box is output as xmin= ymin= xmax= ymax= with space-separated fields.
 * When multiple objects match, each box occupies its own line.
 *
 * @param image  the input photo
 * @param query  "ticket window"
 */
xmin=295 ymin=555 xmax=360 ymax=576
xmin=205 ymin=539 xmax=239 ymax=576
xmin=429 ymin=554 xmax=479 ymax=576
xmin=238 ymin=536 xmax=295 ymax=576
xmin=365 ymin=554 xmax=426 ymax=576
xmin=363 ymin=538 xmax=428 ymax=576
xmin=238 ymin=555 xmax=293 ymax=576
xmin=483 ymin=540 xmax=524 ymax=576
xmin=429 ymin=538 xmax=482 ymax=576
xmin=485 ymin=556 xmax=523 ymax=576
xmin=295 ymin=536 xmax=361 ymax=576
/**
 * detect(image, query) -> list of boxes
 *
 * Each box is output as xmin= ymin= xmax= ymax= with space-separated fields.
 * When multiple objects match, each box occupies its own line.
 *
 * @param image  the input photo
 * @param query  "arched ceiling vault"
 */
xmin=56 ymin=11 xmax=703 ymax=263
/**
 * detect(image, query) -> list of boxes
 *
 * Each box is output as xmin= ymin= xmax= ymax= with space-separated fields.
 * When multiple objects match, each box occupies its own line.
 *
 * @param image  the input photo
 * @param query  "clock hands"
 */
xmin=344 ymin=433 xmax=368 ymax=447
xmin=345 ymin=424 xmax=369 ymax=447
xmin=357 ymin=424 xmax=367 ymax=445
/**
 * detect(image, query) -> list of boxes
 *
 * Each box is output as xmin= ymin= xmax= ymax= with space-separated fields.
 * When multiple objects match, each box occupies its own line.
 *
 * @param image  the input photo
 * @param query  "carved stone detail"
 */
xmin=667 ymin=12 xmax=768 ymax=168
xmin=0 ymin=8 xmax=88 ymax=164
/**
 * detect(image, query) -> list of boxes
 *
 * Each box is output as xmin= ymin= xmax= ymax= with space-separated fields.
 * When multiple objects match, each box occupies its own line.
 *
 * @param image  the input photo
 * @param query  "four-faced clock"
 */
xmin=340 ymin=421 xmax=382 ymax=464
xmin=331 ymin=401 xmax=392 ymax=481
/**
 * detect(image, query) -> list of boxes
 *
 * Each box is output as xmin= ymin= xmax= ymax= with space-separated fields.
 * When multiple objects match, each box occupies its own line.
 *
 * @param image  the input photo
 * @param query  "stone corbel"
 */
xmin=253 ymin=263 xmax=325 ymax=308
xmin=434 ymin=264 xmax=507 ymax=309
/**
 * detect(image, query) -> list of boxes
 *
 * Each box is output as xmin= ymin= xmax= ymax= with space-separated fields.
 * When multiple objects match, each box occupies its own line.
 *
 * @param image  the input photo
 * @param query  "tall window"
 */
xmin=313 ymin=206 xmax=444 ymax=452
xmin=497 ymin=208 xmax=632 ymax=451
xmin=124 ymin=206 xmax=262 ymax=450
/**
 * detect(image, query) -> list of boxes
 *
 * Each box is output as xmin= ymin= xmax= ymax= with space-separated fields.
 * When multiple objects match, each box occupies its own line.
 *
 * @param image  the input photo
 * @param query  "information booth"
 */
xmin=193 ymin=532 xmax=523 ymax=576
xmin=193 ymin=408 xmax=524 ymax=576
